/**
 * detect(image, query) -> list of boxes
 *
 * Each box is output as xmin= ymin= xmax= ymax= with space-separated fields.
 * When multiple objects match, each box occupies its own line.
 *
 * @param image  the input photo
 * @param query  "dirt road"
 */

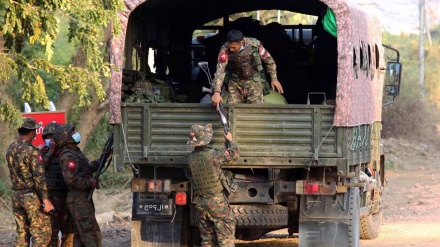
xmin=236 ymin=170 xmax=440 ymax=247
xmin=1 ymin=138 xmax=440 ymax=246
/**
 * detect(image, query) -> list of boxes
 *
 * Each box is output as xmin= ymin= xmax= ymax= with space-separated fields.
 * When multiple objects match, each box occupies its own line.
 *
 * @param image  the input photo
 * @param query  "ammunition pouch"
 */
xmin=253 ymin=47 xmax=271 ymax=96
xmin=221 ymin=170 xmax=238 ymax=199
xmin=222 ymin=43 xmax=270 ymax=96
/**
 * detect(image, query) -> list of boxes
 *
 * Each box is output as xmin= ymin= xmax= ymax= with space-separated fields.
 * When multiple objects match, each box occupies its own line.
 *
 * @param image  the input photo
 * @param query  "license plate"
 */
xmin=137 ymin=198 xmax=173 ymax=215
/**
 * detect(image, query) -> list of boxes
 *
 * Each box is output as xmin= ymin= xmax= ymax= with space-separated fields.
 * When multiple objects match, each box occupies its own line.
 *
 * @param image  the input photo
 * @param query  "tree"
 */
xmin=0 ymin=0 xmax=123 ymax=127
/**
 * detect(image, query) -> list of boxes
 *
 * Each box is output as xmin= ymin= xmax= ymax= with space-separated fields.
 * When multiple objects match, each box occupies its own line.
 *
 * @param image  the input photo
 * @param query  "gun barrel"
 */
xmin=218 ymin=103 xmax=230 ymax=133
xmin=88 ymin=132 xmax=114 ymax=201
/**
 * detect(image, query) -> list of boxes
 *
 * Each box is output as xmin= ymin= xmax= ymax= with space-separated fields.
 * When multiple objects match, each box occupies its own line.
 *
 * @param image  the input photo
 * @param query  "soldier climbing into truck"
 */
xmin=210 ymin=29 xmax=284 ymax=108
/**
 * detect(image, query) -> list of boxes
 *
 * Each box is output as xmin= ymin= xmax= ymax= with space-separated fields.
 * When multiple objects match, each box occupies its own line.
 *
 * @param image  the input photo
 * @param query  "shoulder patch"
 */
xmin=67 ymin=160 xmax=77 ymax=173
xmin=224 ymin=150 xmax=230 ymax=156
xmin=37 ymin=155 xmax=43 ymax=163
xmin=219 ymin=52 xmax=228 ymax=63
xmin=259 ymin=46 xmax=267 ymax=57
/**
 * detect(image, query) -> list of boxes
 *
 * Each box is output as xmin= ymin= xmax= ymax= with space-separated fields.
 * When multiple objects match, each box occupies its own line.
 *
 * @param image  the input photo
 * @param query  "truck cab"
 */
xmin=108 ymin=1 xmax=402 ymax=246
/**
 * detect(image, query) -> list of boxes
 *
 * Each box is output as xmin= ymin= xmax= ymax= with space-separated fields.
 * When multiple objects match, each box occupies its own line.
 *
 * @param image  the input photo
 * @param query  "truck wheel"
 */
xmin=360 ymin=211 xmax=382 ymax=239
xmin=231 ymin=204 xmax=288 ymax=227
xmin=360 ymin=191 xmax=383 ymax=240
xmin=360 ymin=175 xmax=383 ymax=239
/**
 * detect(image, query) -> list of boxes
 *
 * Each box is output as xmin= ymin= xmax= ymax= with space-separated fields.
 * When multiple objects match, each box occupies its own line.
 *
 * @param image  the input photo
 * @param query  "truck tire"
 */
xmin=360 ymin=178 xmax=383 ymax=239
xmin=360 ymin=211 xmax=382 ymax=239
xmin=191 ymin=204 xmax=289 ymax=228
xmin=231 ymin=204 xmax=289 ymax=227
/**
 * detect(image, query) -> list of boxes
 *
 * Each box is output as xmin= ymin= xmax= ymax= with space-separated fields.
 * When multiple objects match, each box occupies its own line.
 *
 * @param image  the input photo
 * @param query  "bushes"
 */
xmin=382 ymin=99 xmax=440 ymax=141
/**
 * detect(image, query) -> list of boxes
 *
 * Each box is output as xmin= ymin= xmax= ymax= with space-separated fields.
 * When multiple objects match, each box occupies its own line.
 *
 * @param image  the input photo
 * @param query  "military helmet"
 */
xmin=53 ymin=124 xmax=75 ymax=147
xmin=187 ymin=123 xmax=213 ymax=147
xmin=42 ymin=122 xmax=61 ymax=139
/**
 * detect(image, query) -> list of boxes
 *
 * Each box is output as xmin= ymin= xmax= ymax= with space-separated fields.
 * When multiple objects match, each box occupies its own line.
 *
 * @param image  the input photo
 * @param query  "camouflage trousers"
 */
xmin=48 ymin=190 xmax=74 ymax=247
xmin=67 ymin=190 xmax=102 ymax=247
xmin=227 ymin=74 xmax=264 ymax=104
xmin=11 ymin=191 xmax=51 ymax=247
xmin=195 ymin=193 xmax=236 ymax=247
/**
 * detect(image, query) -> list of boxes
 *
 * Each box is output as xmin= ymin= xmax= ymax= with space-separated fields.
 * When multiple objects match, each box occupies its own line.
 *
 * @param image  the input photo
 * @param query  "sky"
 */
xmin=349 ymin=0 xmax=440 ymax=34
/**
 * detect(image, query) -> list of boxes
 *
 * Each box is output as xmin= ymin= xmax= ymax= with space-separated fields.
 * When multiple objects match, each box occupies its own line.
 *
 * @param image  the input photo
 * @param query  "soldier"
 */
xmin=52 ymin=124 xmax=103 ymax=247
xmin=187 ymin=123 xmax=240 ymax=247
xmin=211 ymin=29 xmax=284 ymax=109
xmin=38 ymin=122 xmax=74 ymax=247
xmin=5 ymin=117 xmax=54 ymax=246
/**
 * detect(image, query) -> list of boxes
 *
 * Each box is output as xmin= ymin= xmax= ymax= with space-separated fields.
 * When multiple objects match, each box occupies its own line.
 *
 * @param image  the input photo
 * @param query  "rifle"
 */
xmin=218 ymin=102 xmax=229 ymax=134
xmin=88 ymin=132 xmax=114 ymax=201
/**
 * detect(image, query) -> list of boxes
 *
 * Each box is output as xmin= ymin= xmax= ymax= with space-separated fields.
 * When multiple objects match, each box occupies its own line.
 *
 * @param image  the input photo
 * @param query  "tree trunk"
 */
xmin=58 ymin=25 xmax=113 ymax=149
xmin=0 ymin=36 xmax=17 ymax=182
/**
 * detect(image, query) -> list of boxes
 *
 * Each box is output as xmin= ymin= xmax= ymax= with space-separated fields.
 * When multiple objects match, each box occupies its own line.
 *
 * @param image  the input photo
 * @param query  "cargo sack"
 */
xmin=149 ymin=79 xmax=175 ymax=101
xmin=125 ymin=91 xmax=166 ymax=103
xmin=127 ymin=79 xmax=174 ymax=103
xmin=263 ymin=90 xmax=288 ymax=104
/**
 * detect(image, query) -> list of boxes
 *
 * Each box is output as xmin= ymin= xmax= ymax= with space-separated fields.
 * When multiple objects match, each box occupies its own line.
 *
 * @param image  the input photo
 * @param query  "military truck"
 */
xmin=107 ymin=0 xmax=402 ymax=246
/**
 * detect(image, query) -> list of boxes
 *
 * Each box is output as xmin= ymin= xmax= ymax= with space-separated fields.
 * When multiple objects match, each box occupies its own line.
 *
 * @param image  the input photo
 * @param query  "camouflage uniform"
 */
xmin=5 ymin=117 xmax=51 ymax=247
xmin=40 ymin=123 xmax=74 ymax=247
xmin=187 ymin=124 xmax=240 ymax=247
xmin=212 ymin=37 xmax=278 ymax=103
xmin=53 ymin=124 xmax=102 ymax=247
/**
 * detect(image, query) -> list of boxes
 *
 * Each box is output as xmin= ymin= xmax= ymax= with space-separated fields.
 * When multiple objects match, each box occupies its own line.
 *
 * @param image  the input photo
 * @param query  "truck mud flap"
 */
xmin=298 ymin=184 xmax=360 ymax=247
xmin=131 ymin=219 xmax=182 ymax=247
xmin=299 ymin=221 xmax=350 ymax=247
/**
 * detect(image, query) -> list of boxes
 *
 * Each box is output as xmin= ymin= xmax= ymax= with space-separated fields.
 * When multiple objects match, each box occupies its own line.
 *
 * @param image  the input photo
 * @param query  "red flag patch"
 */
xmin=259 ymin=46 xmax=267 ymax=58
xmin=219 ymin=52 xmax=228 ymax=63
xmin=37 ymin=155 xmax=43 ymax=163
xmin=67 ymin=160 xmax=77 ymax=173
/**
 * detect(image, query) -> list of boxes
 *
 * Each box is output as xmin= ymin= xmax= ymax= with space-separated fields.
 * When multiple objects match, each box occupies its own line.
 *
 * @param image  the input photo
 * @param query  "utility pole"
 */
xmin=419 ymin=0 xmax=425 ymax=98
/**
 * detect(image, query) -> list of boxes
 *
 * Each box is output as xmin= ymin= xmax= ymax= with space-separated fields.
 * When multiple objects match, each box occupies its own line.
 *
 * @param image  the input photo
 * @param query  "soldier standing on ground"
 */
xmin=211 ymin=29 xmax=284 ymax=109
xmin=187 ymin=124 xmax=240 ymax=246
xmin=38 ymin=122 xmax=74 ymax=247
xmin=53 ymin=124 xmax=103 ymax=247
xmin=5 ymin=117 xmax=54 ymax=246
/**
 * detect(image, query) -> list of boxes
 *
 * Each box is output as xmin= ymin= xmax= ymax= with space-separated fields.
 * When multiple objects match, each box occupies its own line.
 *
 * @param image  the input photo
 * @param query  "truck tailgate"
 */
xmin=115 ymin=103 xmax=342 ymax=168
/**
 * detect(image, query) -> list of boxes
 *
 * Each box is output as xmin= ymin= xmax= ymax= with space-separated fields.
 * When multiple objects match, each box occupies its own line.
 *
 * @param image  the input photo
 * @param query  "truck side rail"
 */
xmin=113 ymin=103 xmax=373 ymax=170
